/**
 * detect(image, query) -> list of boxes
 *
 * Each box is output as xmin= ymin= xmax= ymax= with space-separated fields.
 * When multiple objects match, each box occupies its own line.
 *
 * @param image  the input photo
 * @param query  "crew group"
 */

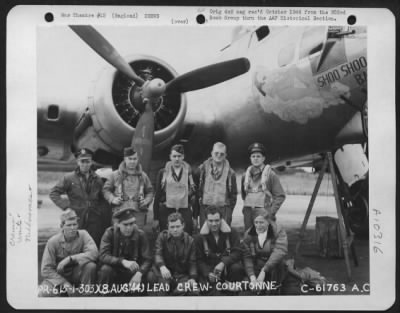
xmin=39 ymin=142 xmax=287 ymax=297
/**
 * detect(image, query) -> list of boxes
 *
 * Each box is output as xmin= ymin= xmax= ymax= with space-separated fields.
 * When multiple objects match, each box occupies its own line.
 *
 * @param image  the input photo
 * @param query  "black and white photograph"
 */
xmin=6 ymin=5 xmax=396 ymax=310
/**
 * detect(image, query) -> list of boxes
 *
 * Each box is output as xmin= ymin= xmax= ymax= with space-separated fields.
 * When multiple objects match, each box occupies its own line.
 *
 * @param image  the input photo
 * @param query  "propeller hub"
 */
xmin=142 ymin=78 xmax=166 ymax=100
xmin=128 ymin=78 xmax=165 ymax=113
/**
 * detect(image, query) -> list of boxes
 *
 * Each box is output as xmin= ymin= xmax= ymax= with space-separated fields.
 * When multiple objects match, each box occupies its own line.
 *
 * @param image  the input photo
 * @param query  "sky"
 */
xmin=37 ymin=25 xmax=236 ymax=104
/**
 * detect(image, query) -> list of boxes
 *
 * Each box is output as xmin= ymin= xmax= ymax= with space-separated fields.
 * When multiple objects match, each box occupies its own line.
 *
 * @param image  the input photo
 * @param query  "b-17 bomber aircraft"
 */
xmin=37 ymin=25 xmax=368 ymax=235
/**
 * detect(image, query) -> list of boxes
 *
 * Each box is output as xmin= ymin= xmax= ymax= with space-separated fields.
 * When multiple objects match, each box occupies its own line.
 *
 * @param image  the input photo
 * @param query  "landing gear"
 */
xmin=295 ymin=152 xmax=358 ymax=280
xmin=333 ymin=144 xmax=369 ymax=239
xmin=345 ymin=178 xmax=369 ymax=238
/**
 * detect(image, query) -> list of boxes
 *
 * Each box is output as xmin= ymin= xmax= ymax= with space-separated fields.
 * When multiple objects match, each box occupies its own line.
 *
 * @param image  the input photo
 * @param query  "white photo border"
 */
xmin=6 ymin=5 xmax=396 ymax=310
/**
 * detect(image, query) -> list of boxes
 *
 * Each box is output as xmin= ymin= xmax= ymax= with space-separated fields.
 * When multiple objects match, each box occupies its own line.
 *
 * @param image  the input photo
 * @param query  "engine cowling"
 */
xmin=74 ymin=55 xmax=186 ymax=161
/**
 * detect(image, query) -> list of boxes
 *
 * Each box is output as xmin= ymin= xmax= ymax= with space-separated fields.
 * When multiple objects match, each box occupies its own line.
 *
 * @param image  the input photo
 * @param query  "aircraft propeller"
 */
xmin=70 ymin=25 xmax=250 ymax=173
xmin=70 ymin=25 xmax=146 ymax=87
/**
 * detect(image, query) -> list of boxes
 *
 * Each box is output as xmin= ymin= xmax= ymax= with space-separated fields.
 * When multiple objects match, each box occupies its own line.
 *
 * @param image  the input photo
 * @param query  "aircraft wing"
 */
xmin=270 ymin=153 xmax=325 ymax=172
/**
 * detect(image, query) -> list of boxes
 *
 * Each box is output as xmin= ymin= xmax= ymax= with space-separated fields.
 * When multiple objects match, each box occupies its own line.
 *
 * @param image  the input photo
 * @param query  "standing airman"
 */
xmin=241 ymin=143 xmax=285 ymax=231
xmin=197 ymin=142 xmax=237 ymax=226
xmin=49 ymin=148 xmax=110 ymax=246
xmin=153 ymin=144 xmax=197 ymax=235
xmin=103 ymin=147 xmax=154 ymax=229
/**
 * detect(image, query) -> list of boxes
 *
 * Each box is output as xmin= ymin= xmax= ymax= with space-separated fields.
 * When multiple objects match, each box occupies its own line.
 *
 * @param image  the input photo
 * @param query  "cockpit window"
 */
xmin=255 ymin=26 xmax=270 ymax=41
xmin=248 ymin=26 xmax=271 ymax=49
xmin=47 ymin=104 xmax=60 ymax=120
xmin=299 ymin=26 xmax=326 ymax=59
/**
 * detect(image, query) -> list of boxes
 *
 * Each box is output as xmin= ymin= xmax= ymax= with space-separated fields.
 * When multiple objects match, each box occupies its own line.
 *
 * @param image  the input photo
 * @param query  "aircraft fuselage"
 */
xmin=182 ymin=26 xmax=367 ymax=167
xmin=38 ymin=26 xmax=367 ymax=170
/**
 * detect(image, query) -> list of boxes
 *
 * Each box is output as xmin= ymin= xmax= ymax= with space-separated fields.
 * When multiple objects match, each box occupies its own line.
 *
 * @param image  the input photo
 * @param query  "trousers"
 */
xmin=38 ymin=262 xmax=97 ymax=297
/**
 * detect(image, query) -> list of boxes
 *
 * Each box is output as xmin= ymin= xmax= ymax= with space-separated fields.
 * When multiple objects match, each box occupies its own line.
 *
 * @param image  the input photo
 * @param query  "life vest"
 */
xmin=120 ymin=175 xmax=144 ymax=201
xmin=114 ymin=163 xmax=145 ymax=210
xmin=202 ymin=159 xmax=230 ymax=206
xmin=162 ymin=161 xmax=193 ymax=209
xmin=244 ymin=164 xmax=273 ymax=208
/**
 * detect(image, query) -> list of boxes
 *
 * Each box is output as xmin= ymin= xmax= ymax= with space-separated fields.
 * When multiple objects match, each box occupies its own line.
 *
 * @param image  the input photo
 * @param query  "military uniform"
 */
xmin=97 ymin=225 xmax=152 ymax=289
xmin=241 ymin=220 xmax=288 ymax=294
xmin=195 ymin=220 xmax=245 ymax=295
xmin=49 ymin=149 xmax=111 ymax=246
xmin=197 ymin=158 xmax=237 ymax=226
xmin=153 ymin=160 xmax=197 ymax=234
xmin=147 ymin=230 xmax=198 ymax=296
xmin=39 ymin=228 xmax=98 ymax=297
xmin=103 ymin=161 xmax=154 ymax=228
xmin=241 ymin=143 xmax=286 ymax=231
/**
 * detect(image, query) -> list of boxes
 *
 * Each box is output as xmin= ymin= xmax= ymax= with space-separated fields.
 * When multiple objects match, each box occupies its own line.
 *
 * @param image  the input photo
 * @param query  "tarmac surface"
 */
xmin=38 ymin=194 xmax=369 ymax=296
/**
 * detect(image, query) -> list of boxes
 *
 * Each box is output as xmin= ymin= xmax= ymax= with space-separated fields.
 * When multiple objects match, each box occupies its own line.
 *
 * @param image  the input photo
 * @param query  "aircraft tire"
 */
xmin=347 ymin=180 xmax=369 ymax=239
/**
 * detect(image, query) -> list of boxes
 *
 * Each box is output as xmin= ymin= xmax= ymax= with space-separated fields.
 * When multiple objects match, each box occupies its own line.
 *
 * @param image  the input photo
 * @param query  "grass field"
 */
xmin=38 ymin=170 xmax=333 ymax=196
xmin=279 ymin=171 xmax=333 ymax=196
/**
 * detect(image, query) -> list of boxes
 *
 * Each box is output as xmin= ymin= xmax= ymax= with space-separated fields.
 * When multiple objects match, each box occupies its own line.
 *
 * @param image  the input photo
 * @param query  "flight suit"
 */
xmin=97 ymin=225 xmax=152 ymax=294
xmin=49 ymin=168 xmax=111 ymax=247
xmin=103 ymin=162 xmax=154 ymax=228
xmin=197 ymin=158 xmax=237 ymax=226
xmin=195 ymin=222 xmax=245 ymax=295
xmin=153 ymin=161 xmax=197 ymax=234
xmin=147 ymin=230 xmax=198 ymax=296
xmin=241 ymin=165 xmax=285 ymax=231
xmin=241 ymin=221 xmax=288 ymax=295
xmin=38 ymin=230 xmax=98 ymax=297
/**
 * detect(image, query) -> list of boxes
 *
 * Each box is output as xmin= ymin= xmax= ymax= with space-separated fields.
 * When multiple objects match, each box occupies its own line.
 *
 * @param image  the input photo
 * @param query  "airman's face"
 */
xmin=170 ymin=150 xmax=184 ymax=167
xmin=206 ymin=213 xmax=222 ymax=233
xmin=168 ymin=219 xmax=184 ymax=237
xmin=62 ymin=219 xmax=79 ymax=239
xmin=211 ymin=146 xmax=226 ymax=163
xmin=118 ymin=217 xmax=137 ymax=237
xmin=125 ymin=153 xmax=139 ymax=170
xmin=250 ymin=152 xmax=265 ymax=167
xmin=254 ymin=216 xmax=269 ymax=234
xmin=77 ymin=158 xmax=92 ymax=173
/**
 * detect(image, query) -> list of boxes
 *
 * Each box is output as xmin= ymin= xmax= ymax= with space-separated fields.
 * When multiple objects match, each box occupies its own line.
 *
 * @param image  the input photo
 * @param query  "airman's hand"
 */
xmin=160 ymin=266 xmax=172 ymax=280
xmin=111 ymin=196 xmax=123 ymax=205
xmin=56 ymin=256 xmax=72 ymax=274
xmin=214 ymin=262 xmax=225 ymax=275
xmin=139 ymin=198 xmax=149 ymax=209
xmin=257 ymin=269 xmax=266 ymax=283
xmin=122 ymin=259 xmax=140 ymax=272
xmin=129 ymin=271 xmax=142 ymax=286
xmin=248 ymin=275 xmax=258 ymax=291
xmin=187 ymin=279 xmax=197 ymax=287
xmin=208 ymin=272 xmax=219 ymax=283
xmin=152 ymin=220 xmax=160 ymax=232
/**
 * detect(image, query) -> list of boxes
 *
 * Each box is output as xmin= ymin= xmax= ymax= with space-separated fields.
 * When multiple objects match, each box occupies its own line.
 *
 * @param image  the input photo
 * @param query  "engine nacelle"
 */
xmin=74 ymin=55 xmax=187 ymax=161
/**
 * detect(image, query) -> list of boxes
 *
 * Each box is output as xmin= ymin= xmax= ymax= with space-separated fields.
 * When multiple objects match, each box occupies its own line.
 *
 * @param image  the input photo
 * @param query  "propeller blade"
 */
xmin=69 ymin=25 xmax=145 ymax=86
xmin=165 ymin=57 xmax=250 ymax=93
xmin=131 ymin=102 xmax=154 ymax=174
